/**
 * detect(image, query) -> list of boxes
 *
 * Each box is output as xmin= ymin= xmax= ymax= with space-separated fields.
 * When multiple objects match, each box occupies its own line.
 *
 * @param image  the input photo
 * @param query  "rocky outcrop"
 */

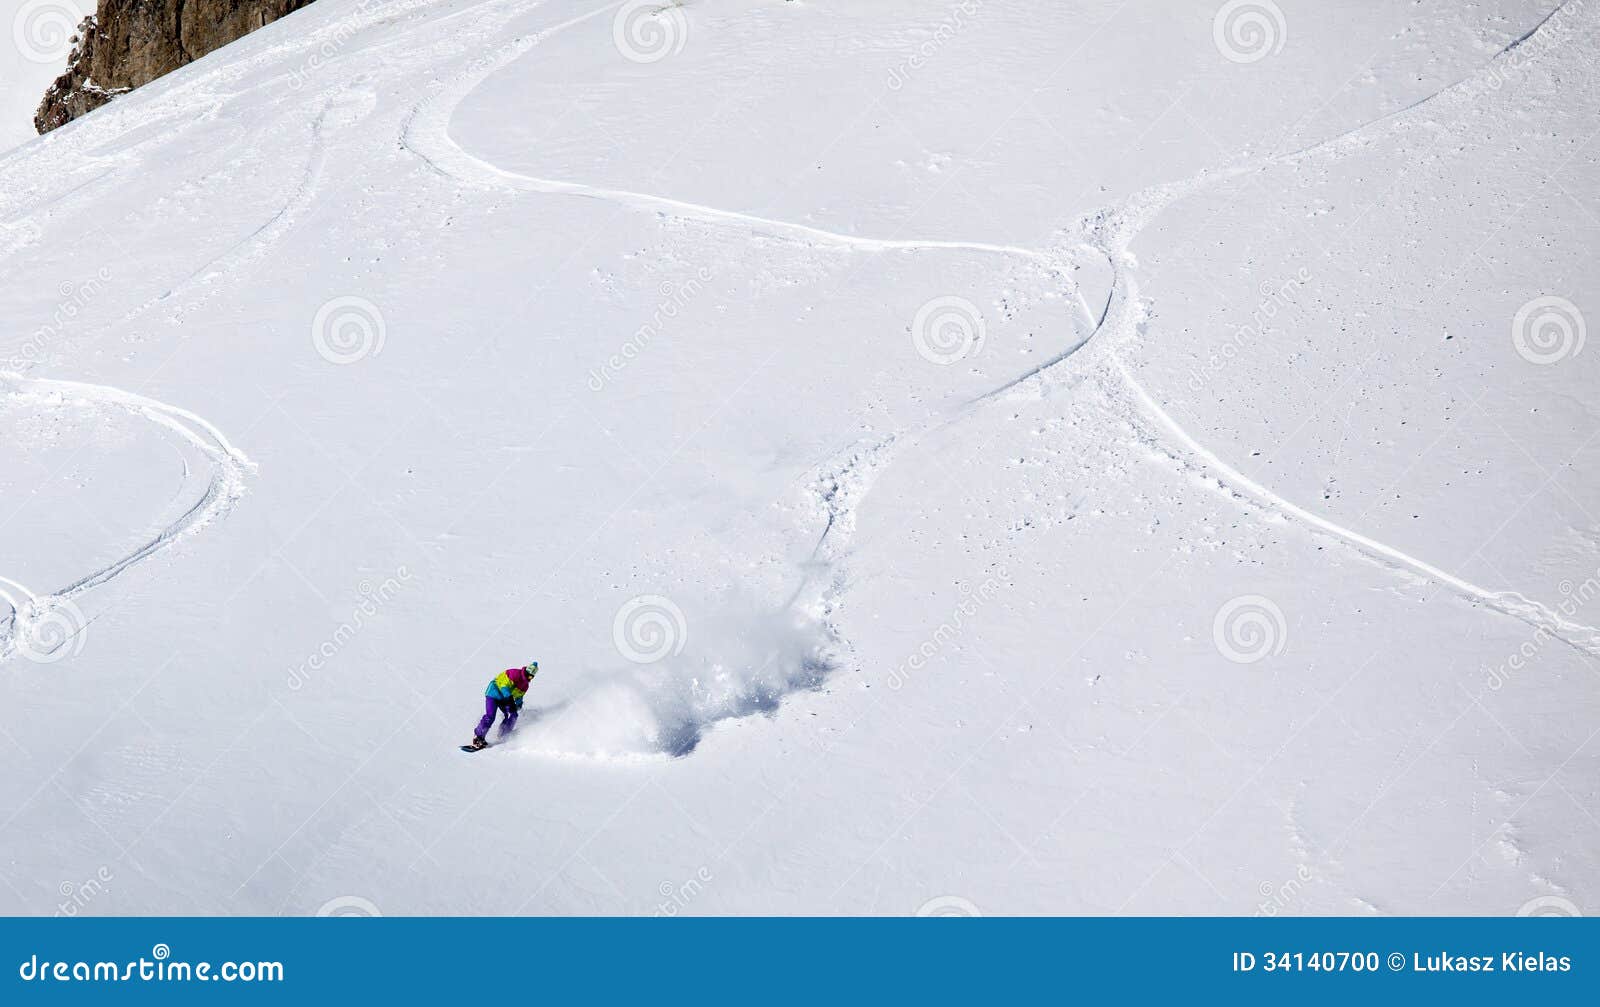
xmin=35 ymin=0 xmax=318 ymax=134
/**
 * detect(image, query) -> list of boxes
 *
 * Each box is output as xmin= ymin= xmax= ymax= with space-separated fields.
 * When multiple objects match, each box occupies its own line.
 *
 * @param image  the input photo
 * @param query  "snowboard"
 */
xmin=460 ymin=742 xmax=490 ymax=754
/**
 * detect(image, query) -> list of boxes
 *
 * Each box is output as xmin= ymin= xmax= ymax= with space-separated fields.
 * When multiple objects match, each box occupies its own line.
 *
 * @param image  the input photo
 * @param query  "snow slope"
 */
xmin=1 ymin=0 xmax=1596 ymax=915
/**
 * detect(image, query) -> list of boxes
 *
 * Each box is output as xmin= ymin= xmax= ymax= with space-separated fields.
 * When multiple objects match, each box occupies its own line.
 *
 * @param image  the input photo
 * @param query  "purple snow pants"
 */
xmin=475 ymin=697 xmax=518 ymax=740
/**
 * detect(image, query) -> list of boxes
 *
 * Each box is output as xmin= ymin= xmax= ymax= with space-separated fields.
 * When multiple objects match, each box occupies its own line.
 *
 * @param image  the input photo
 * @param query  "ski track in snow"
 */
xmin=0 ymin=78 xmax=372 ymax=664
xmin=5 ymin=0 xmax=1594 ymax=674
xmin=1074 ymin=0 xmax=1600 ymax=659
xmin=399 ymin=1 xmax=1061 ymax=268
xmin=1114 ymin=355 xmax=1600 ymax=657
xmin=789 ymin=434 xmax=898 ymax=649
xmin=0 ymin=372 xmax=255 ymax=662
xmin=0 ymin=24 xmax=364 ymax=660
xmin=396 ymin=0 xmax=1600 ymax=660
xmin=0 ymin=89 xmax=355 ymax=665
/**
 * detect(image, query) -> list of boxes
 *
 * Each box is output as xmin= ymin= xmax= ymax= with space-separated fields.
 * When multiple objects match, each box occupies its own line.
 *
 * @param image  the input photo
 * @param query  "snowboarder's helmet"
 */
xmin=524 ymin=661 xmax=539 ymax=677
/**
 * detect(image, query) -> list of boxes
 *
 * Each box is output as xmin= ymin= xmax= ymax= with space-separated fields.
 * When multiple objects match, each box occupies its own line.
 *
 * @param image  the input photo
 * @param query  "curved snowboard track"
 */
xmin=0 ymin=372 xmax=255 ymax=663
xmin=0 ymin=11 xmax=379 ymax=665
xmin=399 ymin=0 xmax=1059 ymax=268
xmin=7 ymin=0 xmax=1592 ymax=668
xmin=1068 ymin=0 xmax=1600 ymax=659
xmin=1113 ymin=355 xmax=1600 ymax=657
xmin=399 ymin=0 xmax=1600 ymax=660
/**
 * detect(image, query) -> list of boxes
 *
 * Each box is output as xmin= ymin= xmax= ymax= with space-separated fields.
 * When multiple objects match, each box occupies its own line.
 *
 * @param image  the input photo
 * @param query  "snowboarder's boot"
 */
xmin=467 ymin=736 xmax=488 ymax=751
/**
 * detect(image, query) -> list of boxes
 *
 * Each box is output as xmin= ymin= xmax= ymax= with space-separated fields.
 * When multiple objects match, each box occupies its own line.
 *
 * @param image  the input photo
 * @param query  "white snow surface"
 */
xmin=1 ymin=0 xmax=1598 ymax=915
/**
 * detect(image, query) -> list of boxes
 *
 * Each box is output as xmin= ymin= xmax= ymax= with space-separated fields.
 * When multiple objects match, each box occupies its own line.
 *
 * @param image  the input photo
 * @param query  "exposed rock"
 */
xmin=35 ymin=0 xmax=318 ymax=135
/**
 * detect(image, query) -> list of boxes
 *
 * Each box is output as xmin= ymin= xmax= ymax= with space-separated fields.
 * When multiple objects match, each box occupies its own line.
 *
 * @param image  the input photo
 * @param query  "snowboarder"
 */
xmin=465 ymin=661 xmax=538 ymax=751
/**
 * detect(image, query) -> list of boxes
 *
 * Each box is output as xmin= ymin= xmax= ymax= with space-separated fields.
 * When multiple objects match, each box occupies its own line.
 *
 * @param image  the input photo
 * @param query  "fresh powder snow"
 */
xmin=1 ymin=0 xmax=1596 ymax=916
